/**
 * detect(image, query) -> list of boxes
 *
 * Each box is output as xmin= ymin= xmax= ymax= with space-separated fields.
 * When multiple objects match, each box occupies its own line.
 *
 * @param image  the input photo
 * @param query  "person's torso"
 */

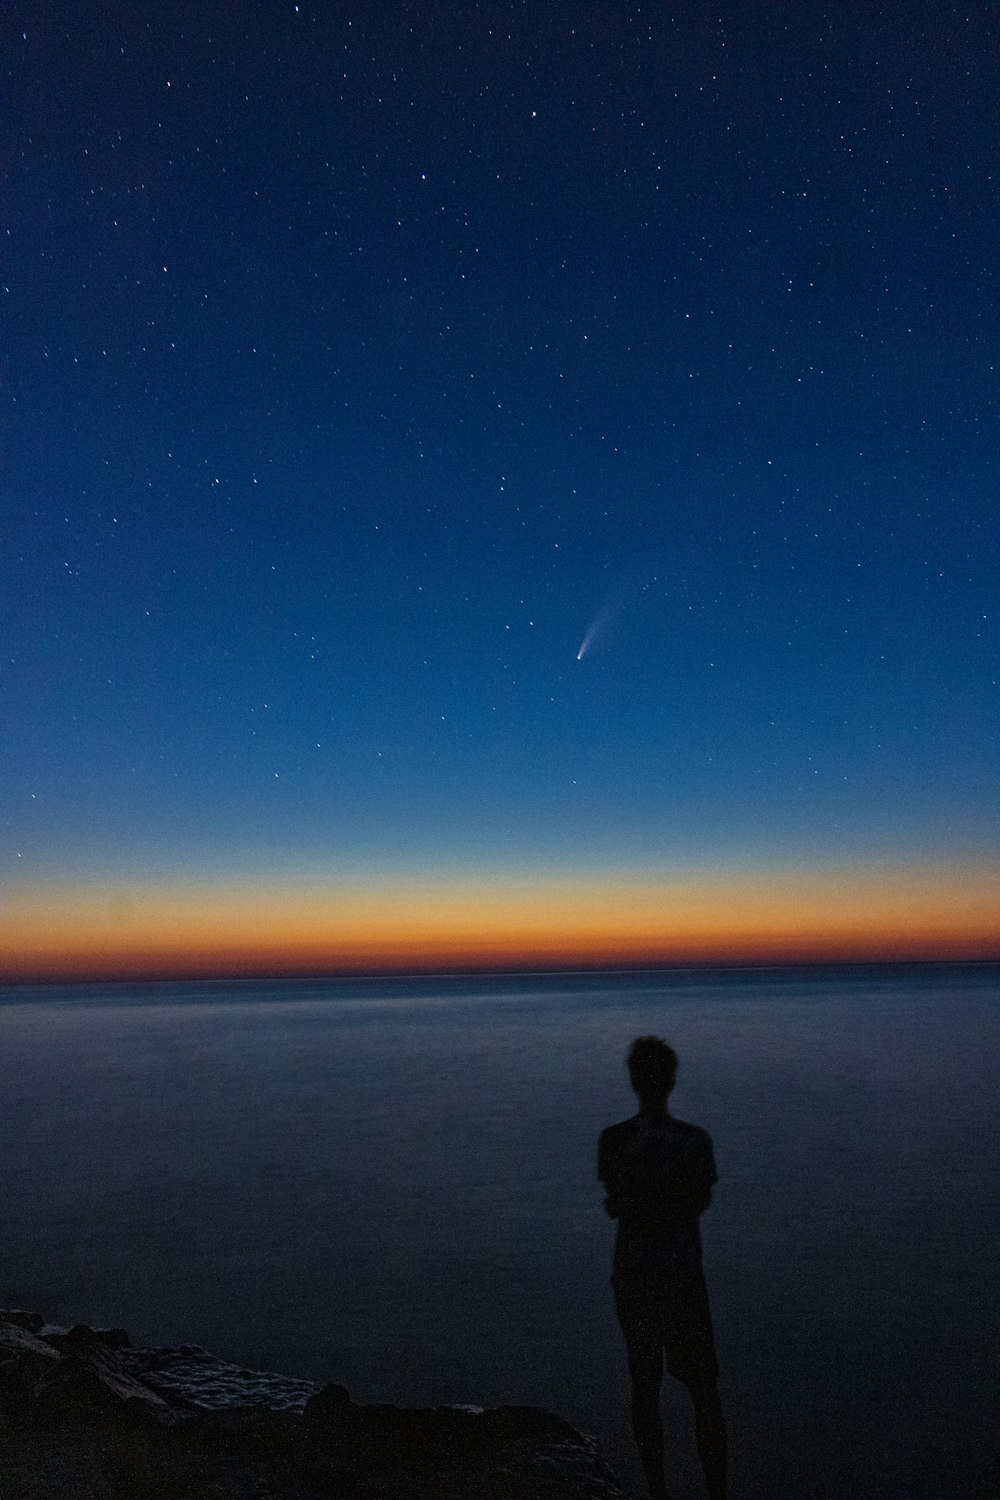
xmin=601 ymin=1112 xmax=714 ymax=1280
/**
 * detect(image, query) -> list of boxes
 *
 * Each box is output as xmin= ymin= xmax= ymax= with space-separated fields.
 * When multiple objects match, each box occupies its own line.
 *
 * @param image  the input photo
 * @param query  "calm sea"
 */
xmin=1 ymin=964 xmax=996 ymax=1498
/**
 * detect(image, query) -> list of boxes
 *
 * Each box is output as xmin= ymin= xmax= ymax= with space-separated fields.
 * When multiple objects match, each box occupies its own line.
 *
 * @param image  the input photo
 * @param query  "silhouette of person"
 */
xmin=598 ymin=1036 xmax=727 ymax=1500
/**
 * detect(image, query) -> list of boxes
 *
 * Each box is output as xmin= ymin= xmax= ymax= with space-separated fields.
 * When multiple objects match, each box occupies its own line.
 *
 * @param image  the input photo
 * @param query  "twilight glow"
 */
xmin=4 ymin=861 xmax=998 ymax=982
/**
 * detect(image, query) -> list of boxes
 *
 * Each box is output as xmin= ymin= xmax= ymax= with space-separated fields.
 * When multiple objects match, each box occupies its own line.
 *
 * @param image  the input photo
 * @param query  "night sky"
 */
xmin=3 ymin=2 xmax=997 ymax=977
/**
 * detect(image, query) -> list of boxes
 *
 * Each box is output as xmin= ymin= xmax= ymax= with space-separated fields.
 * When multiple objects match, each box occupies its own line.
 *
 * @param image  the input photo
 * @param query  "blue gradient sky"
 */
xmin=2 ymin=2 xmax=997 ymax=974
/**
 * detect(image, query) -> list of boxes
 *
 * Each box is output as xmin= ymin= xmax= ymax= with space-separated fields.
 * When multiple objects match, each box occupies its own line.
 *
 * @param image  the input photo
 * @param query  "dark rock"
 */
xmin=0 ymin=1320 xmax=61 ymax=1409
xmin=0 ymin=1310 xmax=45 ymax=1333
xmin=302 ymin=1381 xmax=351 ymax=1422
xmin=32 ymin=1339 xmax=173 ymax=1428
xmin=0 ymin=1312 xmax=631 ymax=1499
xmin=298 ymin=1393 xmax=631 ymax=1497
xmin=0 ymin=1322 xmax=61 ymax=1363
xmin=177 ymin=1403 xmax=300 ymax=1441
xmin=42 ymin=1323 xmax=131 ymax=1353
xmin=483 ymin=1403 xmax=587 ymax=1446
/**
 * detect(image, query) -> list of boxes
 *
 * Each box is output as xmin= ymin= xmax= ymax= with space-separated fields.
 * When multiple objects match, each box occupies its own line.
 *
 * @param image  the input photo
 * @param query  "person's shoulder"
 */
xmin=597 ymin=1116 xmax=638 ymax=1183
xmin=669 ymin=1116 xmax=714 ymax=1152
xmin=599 ymin=1115 xmax=640 ymax=1147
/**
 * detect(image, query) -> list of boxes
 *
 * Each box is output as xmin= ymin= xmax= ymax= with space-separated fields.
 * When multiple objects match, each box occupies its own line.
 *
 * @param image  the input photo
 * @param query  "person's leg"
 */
xmin=626 ymin=1342 xmax=669 ymax=1500
xmin=615 ymin=1282 xmax=670 ymax=1500
xmin=689 ymin=1379 xmax=727 ymax=1500
xmin=666 ymin=1272 xmax=726 ymax=1500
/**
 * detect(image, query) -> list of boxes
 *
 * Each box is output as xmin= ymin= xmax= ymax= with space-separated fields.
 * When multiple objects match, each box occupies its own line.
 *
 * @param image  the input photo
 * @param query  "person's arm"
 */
xmin=681 ymin=1178 xmax=714 ymax=1216
xmin=682 ymin=1135 xmax=717 ymax=1218
xmin=636 ymin=1133 xmax=716 ymax=1217
xmin=597 ymin=1128 xmax=621 ymax=1218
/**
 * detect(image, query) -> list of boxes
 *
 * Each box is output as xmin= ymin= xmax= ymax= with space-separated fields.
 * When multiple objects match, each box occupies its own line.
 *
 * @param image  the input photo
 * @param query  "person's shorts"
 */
xmin=612 ymin=1268 xmax=719 ymax=1389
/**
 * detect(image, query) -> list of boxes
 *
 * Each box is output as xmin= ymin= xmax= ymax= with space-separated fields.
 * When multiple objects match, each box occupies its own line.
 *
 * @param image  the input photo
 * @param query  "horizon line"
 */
xmin=3 ymin=952 xmax=998 ymax=989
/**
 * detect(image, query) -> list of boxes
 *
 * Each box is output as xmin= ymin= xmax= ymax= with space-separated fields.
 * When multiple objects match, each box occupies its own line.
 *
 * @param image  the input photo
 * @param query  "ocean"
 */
xmin=1 ymin=964 xmax=996 ymax=1498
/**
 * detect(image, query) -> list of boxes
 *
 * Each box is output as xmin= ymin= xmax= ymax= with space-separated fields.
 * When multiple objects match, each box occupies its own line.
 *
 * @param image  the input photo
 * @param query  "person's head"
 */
xmin=627 ymin=1035 xmax=678 ymax=1108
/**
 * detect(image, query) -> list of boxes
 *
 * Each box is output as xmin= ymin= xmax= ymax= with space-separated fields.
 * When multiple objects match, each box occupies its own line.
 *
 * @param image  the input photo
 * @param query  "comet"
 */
xmin=576 ymin=608 xmax=611 ymax=661
xmin=576 ymin=560 xmax=659 ymax=660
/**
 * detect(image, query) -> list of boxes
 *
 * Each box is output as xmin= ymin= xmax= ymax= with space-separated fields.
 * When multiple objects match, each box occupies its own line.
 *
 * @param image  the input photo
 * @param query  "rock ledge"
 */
xmin=0 ymin=1311 xmax=630 ymax=1499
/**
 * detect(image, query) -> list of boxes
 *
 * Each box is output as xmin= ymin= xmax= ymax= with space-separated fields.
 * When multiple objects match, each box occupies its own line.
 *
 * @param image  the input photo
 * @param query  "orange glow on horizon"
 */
xmin=2 ymin=862 xmax=998 ymax=982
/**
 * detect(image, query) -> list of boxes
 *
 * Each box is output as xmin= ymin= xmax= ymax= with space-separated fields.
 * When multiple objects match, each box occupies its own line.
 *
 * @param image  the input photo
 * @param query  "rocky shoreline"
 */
xmin=0 ymin=1311 xmax=631 ymax=1499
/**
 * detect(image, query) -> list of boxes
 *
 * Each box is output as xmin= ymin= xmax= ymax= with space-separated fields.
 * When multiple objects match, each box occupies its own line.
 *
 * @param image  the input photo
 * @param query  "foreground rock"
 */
xmin=0 ymin=1312 xmax=631 ymax=1499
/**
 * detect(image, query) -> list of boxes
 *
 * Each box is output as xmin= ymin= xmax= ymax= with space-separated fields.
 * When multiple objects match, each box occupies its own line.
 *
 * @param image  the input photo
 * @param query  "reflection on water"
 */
xmin=1 ymin=964 xmax=996 ymax=1499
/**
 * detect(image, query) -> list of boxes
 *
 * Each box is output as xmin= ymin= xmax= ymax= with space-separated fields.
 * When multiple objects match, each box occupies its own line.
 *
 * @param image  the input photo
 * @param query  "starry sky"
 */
xmin=3 ymin=1 xmax=998 ymax=979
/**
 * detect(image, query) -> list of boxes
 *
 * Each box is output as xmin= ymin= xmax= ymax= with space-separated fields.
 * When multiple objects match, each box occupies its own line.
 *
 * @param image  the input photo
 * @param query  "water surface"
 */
xmin=1 ymin=964 xmax=996 ymax=1498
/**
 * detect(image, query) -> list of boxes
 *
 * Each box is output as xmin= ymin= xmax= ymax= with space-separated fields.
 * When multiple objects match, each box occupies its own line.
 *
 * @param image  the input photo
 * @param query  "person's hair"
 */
xmin=627 ymin=1035 xmax=678 ymax=1100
